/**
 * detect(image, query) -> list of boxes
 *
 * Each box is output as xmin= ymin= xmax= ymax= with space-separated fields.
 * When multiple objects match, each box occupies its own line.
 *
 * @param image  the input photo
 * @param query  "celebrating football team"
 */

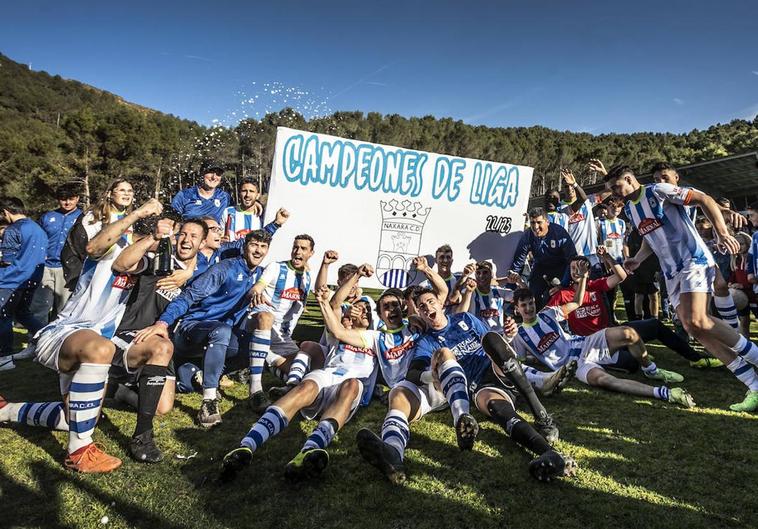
xmin=2 ymin=159 xmax=758 ymax=487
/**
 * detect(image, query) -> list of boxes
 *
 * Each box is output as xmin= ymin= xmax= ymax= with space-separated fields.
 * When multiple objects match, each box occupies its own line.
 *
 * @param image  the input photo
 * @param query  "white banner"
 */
xmin=264 ymin=127 xmax=533 ymax=289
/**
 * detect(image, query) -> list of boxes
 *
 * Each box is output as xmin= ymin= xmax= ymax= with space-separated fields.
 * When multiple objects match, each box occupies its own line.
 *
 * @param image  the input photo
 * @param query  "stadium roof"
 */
xmin=528 ymin=151 xmax=758 ymax=210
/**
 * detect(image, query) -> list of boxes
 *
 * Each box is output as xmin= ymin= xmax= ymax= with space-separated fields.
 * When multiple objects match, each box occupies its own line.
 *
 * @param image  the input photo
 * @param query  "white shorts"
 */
xmin=665 ymin=262 xmax=715 ymax=310
xmin=392 ymin=380 xmax=448 ymax=418
xmin=34 ymin=322 xmax=91 ymax=372
xmin=300 ymin=367 xmax=364 ymax=420
xmin=575 ymin=329 xmax=620 ymax=384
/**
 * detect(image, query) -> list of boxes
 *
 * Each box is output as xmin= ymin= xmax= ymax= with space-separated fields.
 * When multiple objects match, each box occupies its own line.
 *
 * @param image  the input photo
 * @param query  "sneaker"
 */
xmin=356 ymin=428 xmax=406 ymax=484
xmin=198 ymin=399 xmax=222 ymax=428
xmin=689 ymin=357 xmax=724 ymax=369
xmin=284 ymin=448 xmax=330 ymax=482
xmin=129 ymin=430 xmax=163 ymax=463
xmin=12 ymin=343 xmax=35 ymax=360
xmin=248 ymin=391 xmax=271 ymax=414
xmin=534 ymin=414 xmax=560 ymax=444
xmin=0 ymin=356 xmax=15 ymax=372
xmin=64 ymin=443 xmax=122 ymax=473
xmin=644 ymin=367 xmax=684 ymax=383
xmin=729 ymin=390 xmax=758 ymax=412
xmin=219 ymin=375 xmax=234 ymax=389
xmin=540 ymin=362 xmax=576 ymax=397
xmin=219 ymin=446 xmax=253 ymax=483
xmin=227 ymin=369 xmax=250 ymax=384
xmin=268 ymin=384 xmax=294 ymax=400
xmin=528 ymin=450 xmax=577 ymax=483
xmin=455 ymin=413 xmax=479 ymax=451
xmin=668 ymin=387 xmax=696 ymax=408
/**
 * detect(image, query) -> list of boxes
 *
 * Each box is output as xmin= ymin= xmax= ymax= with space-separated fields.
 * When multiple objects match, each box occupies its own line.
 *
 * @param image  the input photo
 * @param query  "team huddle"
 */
xmin=1 ymin=159 xmax=758 ymax=486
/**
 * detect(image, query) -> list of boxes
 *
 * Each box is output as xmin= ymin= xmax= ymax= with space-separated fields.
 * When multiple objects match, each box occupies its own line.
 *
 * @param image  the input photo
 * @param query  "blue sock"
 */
xmin=302 ymin=418 xmax=337 ymax=451
xmin=241 ymin=406 xmax=288 ymax=452
xmin=381 ymin=409 xmax=410 ymax=460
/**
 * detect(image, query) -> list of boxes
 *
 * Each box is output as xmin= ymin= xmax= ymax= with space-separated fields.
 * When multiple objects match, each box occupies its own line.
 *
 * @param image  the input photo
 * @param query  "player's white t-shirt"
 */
xmin=221 ymin=206 xmax=262 ymax=241
xmin=360 ymin=323 xmax=418 ymax=388
xmin=623 ymin=183 xmax=715 ymax=280
xmin=598 ymin=217 xmax=626 ymax=261
xmin=512 ymin=306 xmax=585 ymax=370
xmin=468 ymin=287 xmax=513 ymax=333
xmin=559 ymin=195 xmax=602 ymax=256
xmin=256 ymin=260 xmax=312 ymax=337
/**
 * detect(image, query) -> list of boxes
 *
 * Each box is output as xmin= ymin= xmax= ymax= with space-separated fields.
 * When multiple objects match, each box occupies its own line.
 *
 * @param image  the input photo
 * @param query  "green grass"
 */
xmin=2 ymin=301 xmax=758 ymax=529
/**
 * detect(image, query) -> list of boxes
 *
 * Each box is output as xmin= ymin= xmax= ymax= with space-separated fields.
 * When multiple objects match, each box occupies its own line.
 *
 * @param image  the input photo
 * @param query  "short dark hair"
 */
xmin=411 ymin=287 xmax=436 ymax=305
xmin=476 ymin=260 xmax=493 ymax=272
xmin=605 ymin=165 xmax=635 ymax=182
xmin=377 ymin=288 xmax=404 ymax=314
xmin=338 ymin=263 xmax=358 ymax=279
xmin=181 ymin=218 xmax=209 ymax=239
xmin=570 ymin=255 xmax=590 ymax=266
xmin=528 ymin=207 xmax=546 ymax=219
xmin=607 ymin=197 xmax=624 ymax=207
xmin=403 ymin=285 xmax=422 ymax=301
xmin=0 ymin=197 xmax=26 ymax=215
xmin=716 ymin=197 xmax=732 ymax=209
xmin=294 ymin=234 xmax=315 ymax=250
xmin=202 ymin=165 xmax=224 ymax=176
xmin=435 ymin=244 xmax=453 ymax=255
xmin=199 ymin=215 xmax=219 ymax=227
xmin=513 ymin=288 xmax=535 ymax=304
xmin=55 ymin=183 xmax=81 ymax=200
xmin=239 ymin=178 xmax=259 ymax=191
xmin=650 ymin=161 xmax=676 ymax=175
xmin=244 ymin=229 xmax=273 ymax=246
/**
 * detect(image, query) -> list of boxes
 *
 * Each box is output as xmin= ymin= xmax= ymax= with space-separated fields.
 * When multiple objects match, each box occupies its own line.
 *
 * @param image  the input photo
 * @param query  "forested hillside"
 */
xmin=1 ymin=53 xmax=756 ymax=211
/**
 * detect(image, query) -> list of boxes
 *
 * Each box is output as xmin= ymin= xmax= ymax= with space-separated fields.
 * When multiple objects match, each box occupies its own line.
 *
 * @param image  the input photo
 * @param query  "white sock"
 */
xmin=730 ymin=335 xmax=758 ymax=366
xmin=202 ymin=387 xmax=217 ymax=400
xmin=381 ymin=409 xmax=410 ymax=460
xmin=67 ymin=363 xmax=109 ymax=454
xmin=249 ymin=329 xmax=270 ymax=394
xmin=653 ymin=387 xmax=670 ymax=401
xmin=438 ymin=359 xmax=470 ymax=425
xmin=1 ymin=401 xmax=68 ymax=430
xmin=240 ymin=406 xmax=288 ymax=452
xmin=727 ymin=358 xmax=758 ymax=391
xmin=714 ymin=294 xmax=739 ymax=329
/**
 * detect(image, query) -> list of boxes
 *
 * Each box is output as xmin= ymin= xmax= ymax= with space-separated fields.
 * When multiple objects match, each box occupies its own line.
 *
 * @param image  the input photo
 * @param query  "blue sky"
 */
xmin=2 ymin=0 xmax=757 ymax=133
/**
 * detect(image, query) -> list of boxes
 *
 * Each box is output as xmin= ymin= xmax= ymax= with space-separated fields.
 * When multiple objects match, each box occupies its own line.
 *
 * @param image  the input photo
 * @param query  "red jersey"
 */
xmin=547 ymin=277 xmax=611 ymax=336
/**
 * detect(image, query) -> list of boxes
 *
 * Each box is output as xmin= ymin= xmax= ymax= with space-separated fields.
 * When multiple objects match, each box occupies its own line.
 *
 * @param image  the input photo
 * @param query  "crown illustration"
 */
xmin=380 ymin=199 xmax=430 ymax=221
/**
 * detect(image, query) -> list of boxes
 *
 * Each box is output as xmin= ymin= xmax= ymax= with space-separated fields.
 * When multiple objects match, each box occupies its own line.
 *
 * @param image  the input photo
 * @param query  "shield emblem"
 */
xmin=376 ymin=199 xmax=430 ymax=288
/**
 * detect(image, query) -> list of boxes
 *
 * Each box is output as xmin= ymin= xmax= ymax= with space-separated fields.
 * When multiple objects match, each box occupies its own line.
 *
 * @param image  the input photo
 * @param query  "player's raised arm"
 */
xmin=330 ymin=263 xmax=373 ymax=310
xmin=597 ymin=245 xmax=627 ymax=288
xmin=412 ymin=256 xmax=448 ymax=305
xmin=86 ymin=198 xmax=163 ymax=259
xmin=315 ymin=250 xmax=338 ymax=293
xmin=112 ymin=218 xmax=174 ymax=274
xmin=561 ymin=258 xmax=589 ymax=315
xmin=684 ymin=188 xmax=740 ymax=254
xmin=316 ymin=286 xmax=370 ymax=349
xmin=452 ymin=277 xmax=477 ymax=314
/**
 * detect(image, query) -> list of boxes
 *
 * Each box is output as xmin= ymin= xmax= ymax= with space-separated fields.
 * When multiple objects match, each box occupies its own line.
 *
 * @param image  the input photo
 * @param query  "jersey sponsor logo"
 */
xmin=568 ymin=212 xmax=586 ymax=224
xmin=638 ymin=218 xmax=663 ymax=236
xmin=537 ymin=332 xmax=559 ymax=353
xmin=344 ymin=343 xmax=374 ymax=356
xmin=606 ymin=232 xmax=622 ymax=239
xmin=384 ymin=339 xmax=414 ymax=360
xmin=112 ymin=274 xmax=137 ymax=290
xmin=195 ymin=200 xmax=202 ymax=205
xmin=574 ymin=304 xmax=602 ymax=319
xmin=479 ymin=308 xmax=500 ymax=319
xmin=157 ymin=287 xmax=182 ymax=302
xmin=281 ymin=287 xmax=306 ymax=301
xmin=451 ymin=336 xmax=481 ymax=356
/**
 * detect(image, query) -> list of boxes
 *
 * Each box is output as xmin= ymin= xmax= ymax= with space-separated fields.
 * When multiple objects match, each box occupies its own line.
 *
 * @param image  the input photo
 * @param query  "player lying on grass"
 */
xmin=506 ymin=259 xmax=695 ymax=408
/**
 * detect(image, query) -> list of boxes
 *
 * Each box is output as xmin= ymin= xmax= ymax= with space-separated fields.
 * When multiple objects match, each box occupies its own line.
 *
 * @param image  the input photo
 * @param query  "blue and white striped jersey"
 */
xmin=323 ymin=331 xmax=376 ymax=380
xmin=468 ymin=287 xmax=513 ymax=333
xmin=255 ymin=261 xmax=312 ymax=337
xmin=547 ymin=211 xmax=569 ymax=229
xmin=221 ymin=206 xmax=263 ymax=242
xmin=360 ymin=323 xmax=419 ymax=388
xmin=559 ymin=195 xmax=602 ymax=256
xmin=623 ymin=183 xmax=714 ymax=280
xmin=47 ymin=238 xmax=139 ymax=340
xmin=598 ymin=218 xmax=626 ymax=261
xmin=512 ymin=306 xmax=584 ymax=371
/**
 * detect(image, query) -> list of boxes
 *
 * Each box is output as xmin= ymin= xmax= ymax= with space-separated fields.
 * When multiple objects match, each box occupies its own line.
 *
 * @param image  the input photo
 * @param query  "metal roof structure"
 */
xmin=528 ymin=151 xmax=758 ymax=210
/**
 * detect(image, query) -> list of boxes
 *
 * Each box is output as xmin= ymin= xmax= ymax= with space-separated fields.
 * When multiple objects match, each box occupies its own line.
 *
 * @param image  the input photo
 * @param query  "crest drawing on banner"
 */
xmin=376 ymin=199 xmax=430 ymax=288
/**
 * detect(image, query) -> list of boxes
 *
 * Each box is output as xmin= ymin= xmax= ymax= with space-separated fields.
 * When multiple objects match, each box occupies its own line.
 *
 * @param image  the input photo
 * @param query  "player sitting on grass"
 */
xmin=219 ymin=285 xmax=376 ymax=483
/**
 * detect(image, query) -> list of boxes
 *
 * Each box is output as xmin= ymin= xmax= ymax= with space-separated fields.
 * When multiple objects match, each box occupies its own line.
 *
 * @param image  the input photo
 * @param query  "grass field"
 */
xmin=2 ymin=300 xmax=758 ymax=529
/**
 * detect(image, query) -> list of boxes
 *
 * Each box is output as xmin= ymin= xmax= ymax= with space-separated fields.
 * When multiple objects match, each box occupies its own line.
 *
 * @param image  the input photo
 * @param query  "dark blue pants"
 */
xmin=0 ymin=286 xmax=44 ymax=354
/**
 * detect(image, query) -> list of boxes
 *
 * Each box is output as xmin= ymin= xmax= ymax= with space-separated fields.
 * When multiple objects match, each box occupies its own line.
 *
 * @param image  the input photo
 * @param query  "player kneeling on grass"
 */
xmin=507 ymin=260 xmax=694 ymax=408
xmin=398 ymin=288 xmax=574 ymax=482
xmin=219 ymin=287 xmax=376 ymax=483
